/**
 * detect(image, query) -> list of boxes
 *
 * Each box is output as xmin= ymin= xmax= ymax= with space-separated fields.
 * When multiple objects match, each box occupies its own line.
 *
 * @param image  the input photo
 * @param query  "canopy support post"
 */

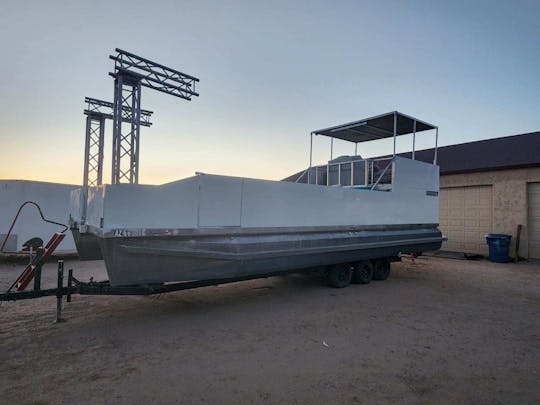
xmin=433 ymin=127 xmax=439 ymax=164
xmin=309 ymin=132 xmax=313 ymax=183
xmin=354 ymin=142 xmax=358 ymax=156
xmin=330 ymin=138 xmax=334 ymax=160
xmin=392 ymin=111 xmax=397 ymax=157
xmin=412 ymin=119 xmax=416 ymax=160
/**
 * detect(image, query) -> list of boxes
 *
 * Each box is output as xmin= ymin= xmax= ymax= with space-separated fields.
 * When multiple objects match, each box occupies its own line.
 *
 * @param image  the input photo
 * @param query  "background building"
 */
xmin=0 ymin=180 xmax=78 ymax=252
xmin=406 ymin=131 xmax=540 ymax=258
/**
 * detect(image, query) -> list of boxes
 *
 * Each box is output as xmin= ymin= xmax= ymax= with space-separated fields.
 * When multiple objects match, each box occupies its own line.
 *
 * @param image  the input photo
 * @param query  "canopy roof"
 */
xmin=312 ymin=111 xmax=437 ymax=143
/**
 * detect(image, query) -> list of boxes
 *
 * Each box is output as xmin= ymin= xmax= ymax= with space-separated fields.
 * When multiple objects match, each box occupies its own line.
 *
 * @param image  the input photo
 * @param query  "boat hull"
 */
xmin=71 ymin=228 xmax=103 ymax=260
xmin=96 ymin=225 xmax=442 ymax=286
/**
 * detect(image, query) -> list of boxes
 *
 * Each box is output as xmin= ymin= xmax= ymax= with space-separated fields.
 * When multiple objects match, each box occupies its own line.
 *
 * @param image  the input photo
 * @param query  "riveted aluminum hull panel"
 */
xmin=96 ymin=225 xmax=442 ymax=286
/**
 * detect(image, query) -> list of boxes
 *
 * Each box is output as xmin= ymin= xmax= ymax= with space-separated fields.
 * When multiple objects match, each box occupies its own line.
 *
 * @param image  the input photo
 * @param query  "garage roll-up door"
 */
xmin=528 ymin=183 xmax=540 ymax=259
xmin=439 ymin=186 xmax=493 ymax=255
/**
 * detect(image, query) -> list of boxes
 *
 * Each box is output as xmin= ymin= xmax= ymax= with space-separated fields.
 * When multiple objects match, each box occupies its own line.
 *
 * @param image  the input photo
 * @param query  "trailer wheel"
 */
xmin=351 ymin=260 xmax=373 ymax=284
xmin=326 ymin=263 xmax=352 ymax=288
xmin=372 ymin=258 xmax=391 ymax=281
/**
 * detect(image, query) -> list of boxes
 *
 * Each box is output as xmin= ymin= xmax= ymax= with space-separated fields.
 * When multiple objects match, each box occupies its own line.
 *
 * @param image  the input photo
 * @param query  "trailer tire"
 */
xmin=372 ymin=258 xmax=391 ymax=281
xmin=326 ymin=263 xmax=352 ymax=288
xmin=351 ymin=260 xmax=373 ymax=284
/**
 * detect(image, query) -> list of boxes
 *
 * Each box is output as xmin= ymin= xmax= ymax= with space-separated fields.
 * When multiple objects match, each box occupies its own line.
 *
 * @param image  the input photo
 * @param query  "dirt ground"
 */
xmin=0 ymin=256 xmax=539 ymax=404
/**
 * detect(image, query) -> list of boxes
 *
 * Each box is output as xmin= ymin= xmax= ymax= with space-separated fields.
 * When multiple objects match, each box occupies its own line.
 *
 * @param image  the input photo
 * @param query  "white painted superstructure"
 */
xmin=73 ymin=157 xmax=439 ymax=234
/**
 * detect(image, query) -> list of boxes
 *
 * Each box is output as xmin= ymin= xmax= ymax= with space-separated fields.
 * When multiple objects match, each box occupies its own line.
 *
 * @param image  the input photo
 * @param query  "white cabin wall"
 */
xmin=241 ymin=178 xmax=438 ymax=227
xmin=93 ymin=168 xmax=438 ymax=232
xmin=199 ymin=175 xmax=242 ymax=227
xmin=392 ymin=157 xmax=439 ymax=192
xmin=101 ymin=178 xmax=200 ymax=229
xmin=68 ymin=188 xmax=83 ymax=224
xmin=86 ymin=186 xmax=105 ymax=228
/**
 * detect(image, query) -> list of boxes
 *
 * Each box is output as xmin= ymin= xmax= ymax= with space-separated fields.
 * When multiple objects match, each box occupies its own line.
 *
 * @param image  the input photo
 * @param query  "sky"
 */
xmin=0 ymin=0 xmax=539 ymax=185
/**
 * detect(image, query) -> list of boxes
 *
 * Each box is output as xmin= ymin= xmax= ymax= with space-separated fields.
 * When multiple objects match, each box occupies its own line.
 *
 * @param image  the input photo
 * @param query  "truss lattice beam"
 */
xmin=84 ymin=97 xmax=153 ymax=127
xmin=110 ymin=48 xmax=200 ymax=100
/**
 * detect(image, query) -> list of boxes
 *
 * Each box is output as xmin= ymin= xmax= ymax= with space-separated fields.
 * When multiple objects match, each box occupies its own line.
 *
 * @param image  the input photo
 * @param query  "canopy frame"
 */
xmin=308 ymin=111 xmax=438 ymax=171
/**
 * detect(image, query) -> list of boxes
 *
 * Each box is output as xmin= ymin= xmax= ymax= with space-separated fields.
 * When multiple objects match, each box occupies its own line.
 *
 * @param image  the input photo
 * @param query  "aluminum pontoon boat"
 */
xmin=69 ymin=111 xmax=443 ymax=286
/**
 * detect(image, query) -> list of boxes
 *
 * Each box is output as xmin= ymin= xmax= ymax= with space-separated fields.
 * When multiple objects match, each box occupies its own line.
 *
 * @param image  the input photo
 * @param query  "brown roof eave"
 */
xmin=441 ymin=162 xmax=540 ymax=176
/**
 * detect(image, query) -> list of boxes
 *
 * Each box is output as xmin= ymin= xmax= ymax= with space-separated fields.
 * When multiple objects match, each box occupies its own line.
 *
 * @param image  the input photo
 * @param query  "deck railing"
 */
xmin=297 ymin=157 xmax=393 ymax=189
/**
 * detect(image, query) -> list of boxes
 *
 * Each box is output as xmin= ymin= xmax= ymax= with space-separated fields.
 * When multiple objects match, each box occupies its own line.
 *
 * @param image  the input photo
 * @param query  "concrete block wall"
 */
xmin=440 ymin=167 xmax=540 ymax=258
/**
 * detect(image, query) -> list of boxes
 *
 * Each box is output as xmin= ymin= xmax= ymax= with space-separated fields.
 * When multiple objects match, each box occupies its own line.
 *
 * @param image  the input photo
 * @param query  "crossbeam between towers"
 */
xmin=84 ymin=97 xmax=153 ymax=126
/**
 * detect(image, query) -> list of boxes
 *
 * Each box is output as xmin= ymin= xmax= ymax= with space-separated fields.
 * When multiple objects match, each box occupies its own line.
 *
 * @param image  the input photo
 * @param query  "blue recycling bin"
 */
xmin=485 ymin=234 xmax=512 ymax=263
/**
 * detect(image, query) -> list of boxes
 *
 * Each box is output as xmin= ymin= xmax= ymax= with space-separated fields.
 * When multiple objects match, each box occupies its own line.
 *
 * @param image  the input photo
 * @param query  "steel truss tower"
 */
xmin=81 ymin=97 xmax=153 ymax=222
xmin=83 ymin=113 xmax=106 ymax=189
xmin=83 ymin=97 xmax=153 ymax=188
xmin=109 ymin=48 xmax=199 ymax=184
